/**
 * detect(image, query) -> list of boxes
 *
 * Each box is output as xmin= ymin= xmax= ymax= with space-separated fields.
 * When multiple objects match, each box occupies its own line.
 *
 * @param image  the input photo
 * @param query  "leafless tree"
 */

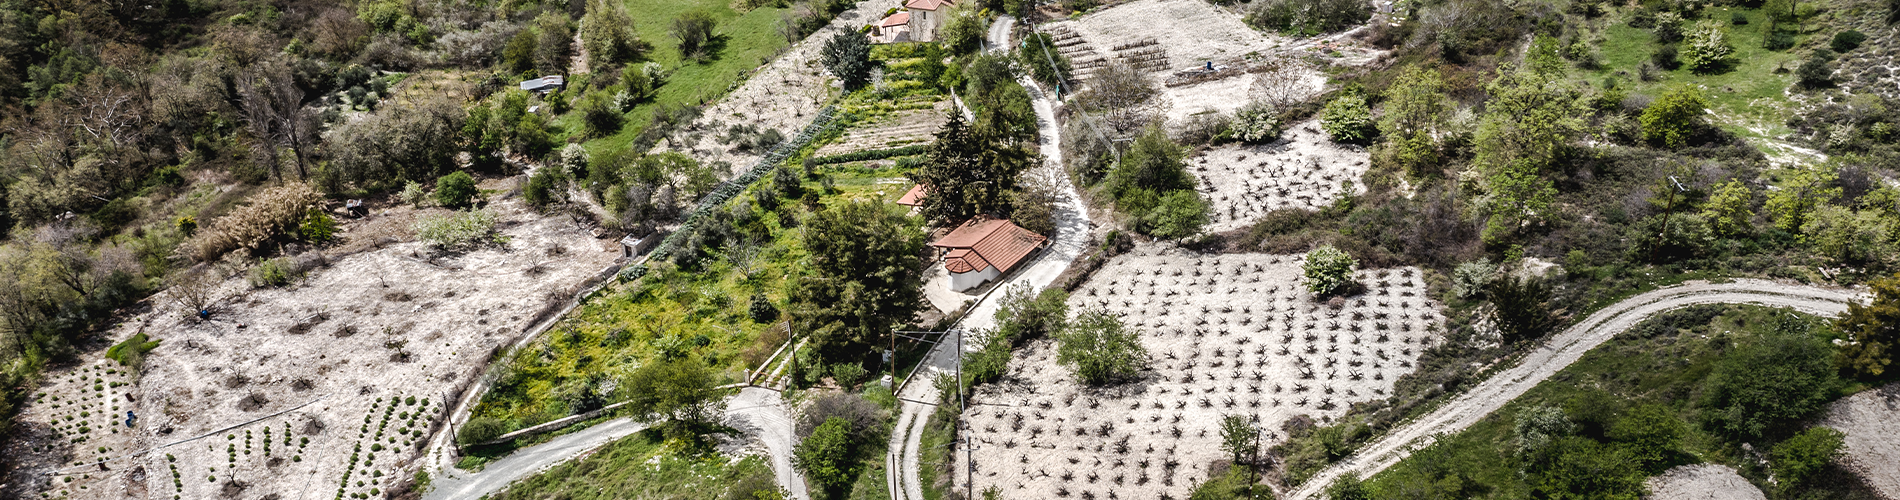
xmin=238 ymin=59 xmax=318 ymax=181
xmin=1077 ymin=61 xmax=1161 ymax=134
xmin=168 ymin=265 xmax=221 ymax=317
xmin=1249 ymin=57 xmax=1316 ymax=111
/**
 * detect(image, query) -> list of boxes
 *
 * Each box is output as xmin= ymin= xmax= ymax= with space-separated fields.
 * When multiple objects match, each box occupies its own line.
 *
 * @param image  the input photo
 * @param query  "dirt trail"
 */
xmin=887 ymin=68 xmax=1092 ymax=499
xmin=1287 ymin=279 xmax=1860 ymax=499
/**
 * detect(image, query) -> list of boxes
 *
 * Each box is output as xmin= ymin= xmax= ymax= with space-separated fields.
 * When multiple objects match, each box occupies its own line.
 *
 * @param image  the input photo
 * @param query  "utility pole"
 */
xmin=1650 ymin=175 xmax=1687 ymax=264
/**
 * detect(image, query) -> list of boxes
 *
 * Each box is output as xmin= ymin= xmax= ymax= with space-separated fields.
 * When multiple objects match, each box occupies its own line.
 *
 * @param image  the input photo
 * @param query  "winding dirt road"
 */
xmin=1287 ymin=279 xmax=1862 ymax=499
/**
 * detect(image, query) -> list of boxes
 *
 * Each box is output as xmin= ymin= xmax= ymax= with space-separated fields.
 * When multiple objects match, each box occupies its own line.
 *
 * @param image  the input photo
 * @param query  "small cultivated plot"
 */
xmin=8 ymin=194 xmax=619 ymax=499
xmin=1042 ymin=0 xmax=1288 ymax=77
xmin=12 ymin=359 xmax=139 ymax=495
xmin=1191 ymin=119 xmax=1371 ymax=232
xmin=809 ymin=99 xmax=950 ymax=159
xmin=470 ymin=171 xmax=915 ymax=429
xmin=961 ymin=244 xmax=1442 ymax=500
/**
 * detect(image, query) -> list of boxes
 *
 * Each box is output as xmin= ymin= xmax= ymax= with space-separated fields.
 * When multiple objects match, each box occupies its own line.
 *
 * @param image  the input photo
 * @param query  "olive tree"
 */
xmin=820 ymin=31 xmax=872 ymax=89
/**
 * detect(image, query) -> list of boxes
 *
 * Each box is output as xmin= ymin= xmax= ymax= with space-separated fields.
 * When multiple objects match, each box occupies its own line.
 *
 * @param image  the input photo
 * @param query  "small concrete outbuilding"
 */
xmin=930 ymin=216 xmax=1046 ymax=292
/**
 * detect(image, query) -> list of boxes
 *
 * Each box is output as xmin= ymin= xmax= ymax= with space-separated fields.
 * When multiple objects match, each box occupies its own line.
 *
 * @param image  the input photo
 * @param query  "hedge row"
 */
xmin=804 ymin=144 xmax=929 ymax=166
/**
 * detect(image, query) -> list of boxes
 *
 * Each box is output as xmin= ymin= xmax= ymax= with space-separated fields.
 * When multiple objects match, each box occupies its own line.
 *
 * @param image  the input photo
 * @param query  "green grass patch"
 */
xmin=577 ymin=0 xmax=794 ymax=154
xmin=105 ymin=332 xmax=161 ymax=367
xmin=490 ymin=427 xmax=778 ymax=500
xmin=1361 ymin=304 xmax=1872 ymax=499
xmin=1590 ymin=8 xmax=1807 ymax=139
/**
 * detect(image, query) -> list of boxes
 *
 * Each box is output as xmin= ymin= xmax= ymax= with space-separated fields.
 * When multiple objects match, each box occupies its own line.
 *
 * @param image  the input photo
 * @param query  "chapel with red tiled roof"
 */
xmin=930 ymin=216 xmax=1046 ymax=292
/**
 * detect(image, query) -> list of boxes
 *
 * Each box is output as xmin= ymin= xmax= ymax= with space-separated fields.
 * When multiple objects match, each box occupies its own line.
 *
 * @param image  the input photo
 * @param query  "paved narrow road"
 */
xmin=1287 ymin=279 xmax=1861 ymax=499
xmin=887 ymin=17 xmax=1087 ymax=499
xmin=424 ymin=418 xmax=649 ymax=500
xmin=423 ymin=388 xmax=805 ymax=500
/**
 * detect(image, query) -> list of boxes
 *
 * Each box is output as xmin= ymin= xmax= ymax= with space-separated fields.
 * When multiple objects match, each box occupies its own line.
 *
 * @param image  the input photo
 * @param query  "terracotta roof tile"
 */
xmin=880 ymin=11 xmax=911 ymax=27
xmin=931 ymin=217 xmax=1046 ymax=274
xmin=897 ymin=183 xmax=928 ymax=206
xmin=904 ymin=0 xmax=955 ymax=11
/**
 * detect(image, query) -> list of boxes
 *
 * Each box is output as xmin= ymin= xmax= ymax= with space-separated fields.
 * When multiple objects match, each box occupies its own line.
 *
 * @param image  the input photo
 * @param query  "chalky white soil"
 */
xmin=1192 ymin=119 xmax=1373 ymax=232
xmin=1644 ymin=464 xmax=1766 ymax=500
xmin=1821 ymin=382 xmax=1900 ymax=499
xmin=961 ymin=244 xmax=1441 ymax=499
xmin=4 ymin=193 xmax=621 ymax=500
xmin=1043 ymin=0 xmax=1288 ymax=74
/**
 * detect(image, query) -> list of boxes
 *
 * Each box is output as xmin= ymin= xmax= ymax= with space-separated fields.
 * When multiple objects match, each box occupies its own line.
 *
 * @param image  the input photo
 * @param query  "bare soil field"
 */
xmin=1192 ymin=119 xmax=1372 ymax=232
xmin=811 ymin=101 xmax=950 ymax=158
xmin=1821 ymin=381 xmax=1900 ymax=499
xmin=959 ymin=243 xmax=1442 ymax=499
xmin=656 ymin=0 xmax=891 ymax=169
xmin=4 ymin=189 xmax=622 ymax=500
xmin=1644 ymin=464 xmax=1766 ymax=500
xmin=1042 ymin=0 xmax=1289 ymax=77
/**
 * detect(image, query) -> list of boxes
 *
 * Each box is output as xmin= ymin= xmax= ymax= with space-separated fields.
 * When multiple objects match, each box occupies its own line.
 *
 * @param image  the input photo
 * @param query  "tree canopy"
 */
xmin=792 ymin=200 xmax=928 ymax=360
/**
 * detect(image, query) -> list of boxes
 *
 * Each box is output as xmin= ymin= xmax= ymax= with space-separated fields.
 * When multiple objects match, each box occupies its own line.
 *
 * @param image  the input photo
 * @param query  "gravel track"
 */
xmin=1287 ymin=279 xmax=1860 ymax=499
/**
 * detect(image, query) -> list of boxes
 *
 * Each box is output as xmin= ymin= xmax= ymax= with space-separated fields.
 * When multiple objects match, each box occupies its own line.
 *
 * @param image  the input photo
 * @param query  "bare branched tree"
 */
xmin=237 ymin=59 xmax=317 ymax=181
xmin=1077 ymin=61 xmax=1162 ymax=134
xmin=1249 ymin=57 xmax=1316 ymax=111
xmin=168 ymin=265 xmax=221 ymax=316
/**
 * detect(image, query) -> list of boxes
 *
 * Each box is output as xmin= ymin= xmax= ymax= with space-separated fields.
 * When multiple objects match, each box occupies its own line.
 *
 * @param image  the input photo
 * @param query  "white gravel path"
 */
xmin=1287 ymin=279 xmax=1861 ymax=499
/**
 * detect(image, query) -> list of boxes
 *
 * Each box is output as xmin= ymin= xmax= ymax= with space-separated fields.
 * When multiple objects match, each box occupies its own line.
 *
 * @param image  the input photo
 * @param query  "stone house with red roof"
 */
xmin=930 ymin=216 xmax=1046 ymax=292
xmin=904 ymin=0 xmax=956 ymax=42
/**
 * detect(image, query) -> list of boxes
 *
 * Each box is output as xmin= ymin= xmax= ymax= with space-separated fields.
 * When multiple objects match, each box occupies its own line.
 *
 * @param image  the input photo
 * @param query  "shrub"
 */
xmin=1681 ymin=21 xmax=1735 ymax=73
xmin=1056 ymin=309 xmax=1148 ymax=385
xmin=399 ymin=181 xmax=428 ymax=206
xmin=793 ymin=391 xmax=885 ymax=443
xmin=1140 ymin=190 xmax=1210 ymax=240
xmin=830 ymin=363 xmax=867 ymax=388
xmin=1231 ymin=101 xmax=1282 ymax=143
xmin=1651 ymin=44 xmax=1680 ymax=70
xmin=1512 ymin=405 xmax=1575 ymax=456
xmin=1771 ymin=427 xmax=1845 ymax=488
xmin=1835 ymin=274 xmax=1900 ymax=379
xmin=671 ymin=10 xmax=718 ymax=60
xmin=185 ymin=183 xmax=324 ymax=261
xmin=792 ymin=417 xmax=857 ymax=489
xmin=456 ymin=416 xmax=508 ymax=445
xmin=1608 ymin=403 xmax=1684 ymax=468
xmin=1797 ymin=53 xmax=1834 ymax=88
xmin=1451 ymin=258 xmax=1497 ymax=299
xmin=1302 ymin=245 xmax=1356 ymax=296
xmin=248 ymin=258 xmax=301 ymax=288
xmin=434 ymin=171 xmax=478 ymax=208
xmin=523 ymin=168 xmax=567 ymax=208
xmin=414 ymin=209 xmax=504 ymax=249
xmin=804 ymin=145 xmax=927 ymax=166
xmin=1640 ymin=86 xmax=1709 ymax=148
xmin=578 ymin=91 xmax=624 ymax=138
xmin=1699 ymin=318 xmax=1839 ymax=439
xmin=299 ymin=209 xmax=338 ymax=242
xmin=747 ymin=294 xmax=779 ymax=323
xmin=1487 ymin=275 xmax=1555 ymax=344
xmin=1319 ymin=93 xmax=1377 ymax=144
xmin=1830 ymin=30 xmax=1866 ymax=53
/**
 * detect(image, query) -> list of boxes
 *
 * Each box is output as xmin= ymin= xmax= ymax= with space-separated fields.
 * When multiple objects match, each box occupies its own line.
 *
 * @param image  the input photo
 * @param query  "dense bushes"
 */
xmin=1247 ymin=0 xmax=1372 ymax=36
xmin=415 ymin=209 xmax=504 ymax=250
xmin=1302 ymin=246 xmax=1358 ymax=296
xmin=1056 ymin=308 xmax=1148 ymax=385
xmin=805 ymin=145 xmax=927 ymax=166
xmin=1698 ymin=316 xmax=1840 ymax=439
xmin=434 ymin=171 xmax=479 ymax=208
